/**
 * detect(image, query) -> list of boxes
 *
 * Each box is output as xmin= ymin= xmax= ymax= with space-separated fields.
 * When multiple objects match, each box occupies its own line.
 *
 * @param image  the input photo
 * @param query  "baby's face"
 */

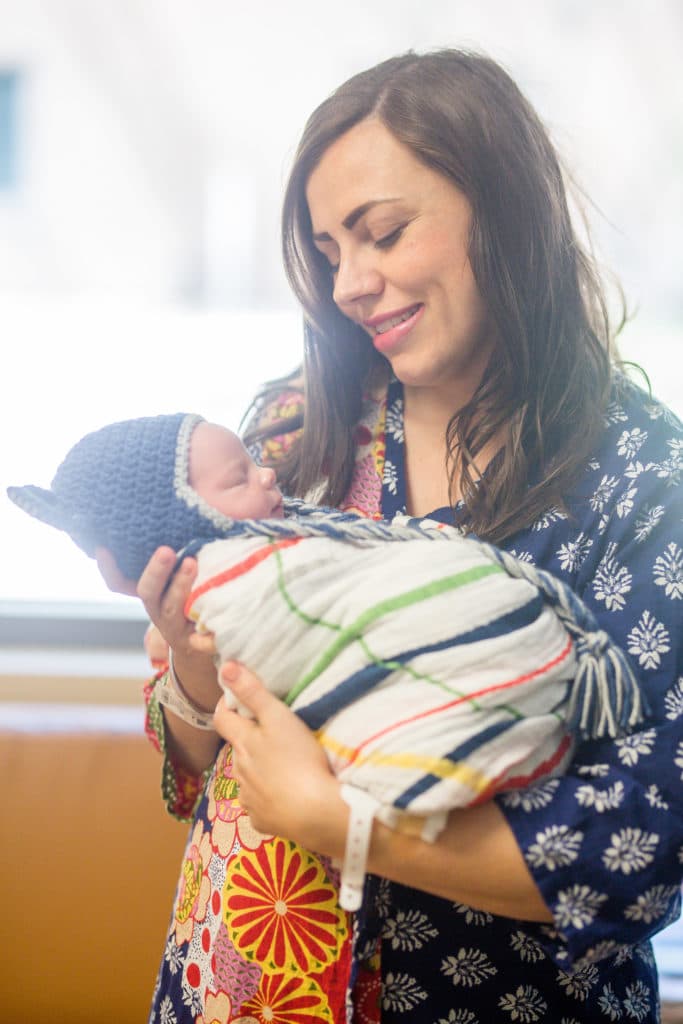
xmin=189 ymin=422 xmax=284 ymax=519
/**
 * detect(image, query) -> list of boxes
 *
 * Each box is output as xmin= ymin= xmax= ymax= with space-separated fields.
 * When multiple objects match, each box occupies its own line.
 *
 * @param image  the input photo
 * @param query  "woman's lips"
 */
xmin=365 ymin=304 xmax=424 ymax=354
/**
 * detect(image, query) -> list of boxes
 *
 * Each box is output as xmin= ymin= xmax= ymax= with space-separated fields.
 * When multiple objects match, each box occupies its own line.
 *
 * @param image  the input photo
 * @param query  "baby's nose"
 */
xmin=260 ymin=465 xmax=277 ymax=487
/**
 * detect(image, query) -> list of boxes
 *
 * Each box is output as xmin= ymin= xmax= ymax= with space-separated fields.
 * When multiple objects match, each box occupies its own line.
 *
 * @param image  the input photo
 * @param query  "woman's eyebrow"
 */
xmin=312 ymin=198 xmax=401 ymax=242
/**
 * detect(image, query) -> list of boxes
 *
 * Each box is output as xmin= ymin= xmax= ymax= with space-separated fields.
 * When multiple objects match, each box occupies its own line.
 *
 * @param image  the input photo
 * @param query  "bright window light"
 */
xmin=0 ymin=70 xmax=18 ymax=189
xmin=1 ymin=297 xmax=302 ymax=604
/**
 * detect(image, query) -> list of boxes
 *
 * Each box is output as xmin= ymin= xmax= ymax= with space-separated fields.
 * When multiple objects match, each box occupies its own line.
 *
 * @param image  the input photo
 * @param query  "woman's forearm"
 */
xmin=368 ymin=800 xmax=552 ymax=921
xmin=295 ymin=779 xmax=552 ymax=921
xmin=162 ymin=712 xmax=222 ymax=775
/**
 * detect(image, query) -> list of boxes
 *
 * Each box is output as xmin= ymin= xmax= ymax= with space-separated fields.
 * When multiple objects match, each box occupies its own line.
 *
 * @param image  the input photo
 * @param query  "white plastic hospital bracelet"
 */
xmin=155 ymin=651 xmax=217 ymax=731
xmin=339 ymin=784 xmax=381 ymax=911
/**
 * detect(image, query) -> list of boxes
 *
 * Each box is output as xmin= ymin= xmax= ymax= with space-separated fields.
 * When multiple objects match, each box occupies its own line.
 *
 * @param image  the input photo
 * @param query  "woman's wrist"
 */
xmin=337 ymin=785 xmax=381 ymax=910
xmin=156 ymin=648 xmax=222 ymax=730
xmin=155 ymin=652 xmax=215 ymax=730
xmin=291 ymin=775 xmax=349 ymax=861
xmin=170 ymin=647 xmax=222 ymax=710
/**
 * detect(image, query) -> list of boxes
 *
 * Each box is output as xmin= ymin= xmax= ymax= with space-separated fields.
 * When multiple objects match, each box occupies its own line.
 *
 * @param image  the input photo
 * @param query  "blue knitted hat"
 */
xmin=7 ymin=413 xmax=244 ymax=581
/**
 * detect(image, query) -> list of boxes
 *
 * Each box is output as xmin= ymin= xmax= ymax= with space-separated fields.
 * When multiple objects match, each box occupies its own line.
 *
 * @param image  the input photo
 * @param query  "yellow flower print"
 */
xmin=237 ymin=972 xmax=333 ymax=1023
xmin=224 ymin=838 xmax=347 ymax=973
xmin=173 ymin=820 xmax=213 ymax=946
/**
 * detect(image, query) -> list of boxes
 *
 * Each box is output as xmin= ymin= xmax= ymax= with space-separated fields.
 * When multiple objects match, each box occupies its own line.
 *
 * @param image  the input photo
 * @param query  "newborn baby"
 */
xmin=8 ymin=413 xmax=643 ymax=884
xmin=8 ymin=412 xmax=284 ymax=581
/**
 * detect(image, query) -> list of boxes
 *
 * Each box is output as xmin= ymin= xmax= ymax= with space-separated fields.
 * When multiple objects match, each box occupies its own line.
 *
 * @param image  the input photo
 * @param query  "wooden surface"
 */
xmin=0 ymin=728 xmax=189 ymax=1023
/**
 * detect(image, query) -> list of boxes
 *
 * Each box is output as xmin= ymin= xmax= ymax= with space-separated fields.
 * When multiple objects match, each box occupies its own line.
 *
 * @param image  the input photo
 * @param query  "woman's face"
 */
xmin=305 ymin=118 xmax=496 ymax=403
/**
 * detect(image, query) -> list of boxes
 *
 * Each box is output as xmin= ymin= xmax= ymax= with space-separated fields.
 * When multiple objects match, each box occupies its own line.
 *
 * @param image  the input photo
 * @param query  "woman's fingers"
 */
xmin=189 ymin=632 xmax=217 ymax=655
xmin=95 ymin=547 xmax=137 ymax=596
xmin=136 ymin=548 xmax=198 ymax=650
xmin=219 ymin=661 xmax=278 ymax=722
xmin=136 ymin=546 xmax=182 ymax=609
xmin=212 ymin=660 xmax=342 ymax=847
xmin=213 ymin=662 xmax=283 ymax=758
xmin=213 ymin=696 xmax=244 ymax=747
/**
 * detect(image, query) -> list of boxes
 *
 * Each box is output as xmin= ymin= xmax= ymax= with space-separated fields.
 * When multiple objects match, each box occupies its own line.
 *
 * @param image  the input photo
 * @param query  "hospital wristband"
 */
xmin=155 ymin=651 xmax=217 ymax=731
xmin=338 ymin=784 xmax=381 ymax=911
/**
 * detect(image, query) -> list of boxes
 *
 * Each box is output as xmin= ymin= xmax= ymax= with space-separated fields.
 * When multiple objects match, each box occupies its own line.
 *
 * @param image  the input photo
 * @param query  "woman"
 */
xmin=103 ymin=50 xmax=682 ymax=1023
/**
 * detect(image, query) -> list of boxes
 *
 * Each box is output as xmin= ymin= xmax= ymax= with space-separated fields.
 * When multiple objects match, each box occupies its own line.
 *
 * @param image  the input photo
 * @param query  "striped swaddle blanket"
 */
xmin=184 ymin=507 xmax=644 ymax=841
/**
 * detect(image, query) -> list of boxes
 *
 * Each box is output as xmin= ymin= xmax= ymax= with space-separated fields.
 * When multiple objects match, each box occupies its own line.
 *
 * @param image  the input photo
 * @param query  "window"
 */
xmin=2 ymin=305 xmax=303 ymax=605
xmin=0 ymin=70 xmax=19 ymax=190
xmin=0 ymin=4 xmax=681 ymax=610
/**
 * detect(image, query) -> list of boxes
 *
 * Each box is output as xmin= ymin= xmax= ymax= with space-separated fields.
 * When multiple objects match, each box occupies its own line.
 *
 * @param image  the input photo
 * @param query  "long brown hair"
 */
xmin=247 ymin=49 xmax=618 ymax=542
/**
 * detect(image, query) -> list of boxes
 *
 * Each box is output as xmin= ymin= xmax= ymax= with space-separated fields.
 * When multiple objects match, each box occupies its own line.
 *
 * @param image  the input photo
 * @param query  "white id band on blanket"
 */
xmin=155 ymin=651 xmax=216 ymax=731
xmin=339 ymin=784 xmax=380 ymax=911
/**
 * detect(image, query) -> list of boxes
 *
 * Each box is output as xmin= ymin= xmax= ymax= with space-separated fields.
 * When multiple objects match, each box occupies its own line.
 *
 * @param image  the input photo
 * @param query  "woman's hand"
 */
xmin=189 ymin=632 xmax=218 ymax=656
xmin=96 ymin=544 xmax=202 ymax=658
xmin=214 ymin=661 xmax=346 ymax=854
xmin=135 ymin=547 xmax=199 ymax=657
xmin=96 ymin=546 xmax=221 ymax=775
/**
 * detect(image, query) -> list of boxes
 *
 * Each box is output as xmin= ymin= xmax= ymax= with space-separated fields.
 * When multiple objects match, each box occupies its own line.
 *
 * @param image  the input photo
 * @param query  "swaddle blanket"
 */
xmin=184 ymin=502 xmax=644 ymax=841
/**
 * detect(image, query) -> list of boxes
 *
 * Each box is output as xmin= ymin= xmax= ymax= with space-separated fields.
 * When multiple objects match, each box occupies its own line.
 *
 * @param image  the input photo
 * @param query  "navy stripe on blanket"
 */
xmin=294 ymin=592 xmax=545 ymax=731
xmin=394 ymin=717 xmax=522 ymax=807
xmin=394 ymin=680 xmax=572 ymax=808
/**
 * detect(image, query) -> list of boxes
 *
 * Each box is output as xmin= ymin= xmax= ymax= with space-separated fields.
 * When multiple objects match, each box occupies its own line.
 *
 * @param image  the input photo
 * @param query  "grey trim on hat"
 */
xmin=173 ymin=413 xmax=239 ymax=530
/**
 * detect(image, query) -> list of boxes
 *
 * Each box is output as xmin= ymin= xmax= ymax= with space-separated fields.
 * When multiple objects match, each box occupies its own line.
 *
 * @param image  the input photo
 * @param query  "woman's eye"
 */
xmin=315 ymin=250 xmax=339 ymax=275
xmin=374 ymin=225 xmax=405 ymax=250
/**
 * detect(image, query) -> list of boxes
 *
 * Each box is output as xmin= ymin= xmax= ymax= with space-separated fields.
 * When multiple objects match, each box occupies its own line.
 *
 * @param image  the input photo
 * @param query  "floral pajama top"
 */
xmin=147 ymin=373 xmax=682 ymax=1024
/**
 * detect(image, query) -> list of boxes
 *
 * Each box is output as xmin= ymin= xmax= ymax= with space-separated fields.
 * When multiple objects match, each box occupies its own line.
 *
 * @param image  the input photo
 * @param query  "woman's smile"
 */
xmin=364 ymin=302 xmax=424 ymax=353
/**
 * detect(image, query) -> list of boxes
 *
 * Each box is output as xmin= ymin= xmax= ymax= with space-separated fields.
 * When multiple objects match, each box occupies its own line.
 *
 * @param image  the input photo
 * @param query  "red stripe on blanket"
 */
xmin=345 ymin=635 xmax=575 ymax=766
xmin=183 ymin=537 xmax=303 ymax=615
xmin=469 ymin=730 xmax=574 ymax=805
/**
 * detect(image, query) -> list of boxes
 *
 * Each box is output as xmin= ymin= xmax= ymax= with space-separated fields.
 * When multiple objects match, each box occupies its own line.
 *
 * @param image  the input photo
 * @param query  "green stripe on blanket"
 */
xmin=282 ymin=553 xmax=503 ymax=704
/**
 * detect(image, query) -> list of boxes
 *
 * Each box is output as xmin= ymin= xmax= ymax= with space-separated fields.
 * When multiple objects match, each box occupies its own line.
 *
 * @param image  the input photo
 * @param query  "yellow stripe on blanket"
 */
xmin=316 ymin=729 xmax=496 ymax=793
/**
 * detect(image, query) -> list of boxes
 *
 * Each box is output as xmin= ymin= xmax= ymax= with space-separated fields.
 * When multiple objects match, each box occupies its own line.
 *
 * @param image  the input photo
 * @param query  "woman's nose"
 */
xmin=332 ymin=253 xmax=383 ymax=310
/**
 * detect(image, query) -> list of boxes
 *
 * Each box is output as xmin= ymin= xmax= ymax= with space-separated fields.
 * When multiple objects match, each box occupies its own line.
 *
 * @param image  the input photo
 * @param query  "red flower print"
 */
xmin=237 ymin=971 xmax=333 ymax=1023
xmin=224 ymin=838 xmax=347 ymax=973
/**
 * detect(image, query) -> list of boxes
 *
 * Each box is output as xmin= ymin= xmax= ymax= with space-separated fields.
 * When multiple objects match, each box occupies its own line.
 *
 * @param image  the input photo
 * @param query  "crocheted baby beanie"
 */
xmin=7 ymin=413 xmax=241 ymax=581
